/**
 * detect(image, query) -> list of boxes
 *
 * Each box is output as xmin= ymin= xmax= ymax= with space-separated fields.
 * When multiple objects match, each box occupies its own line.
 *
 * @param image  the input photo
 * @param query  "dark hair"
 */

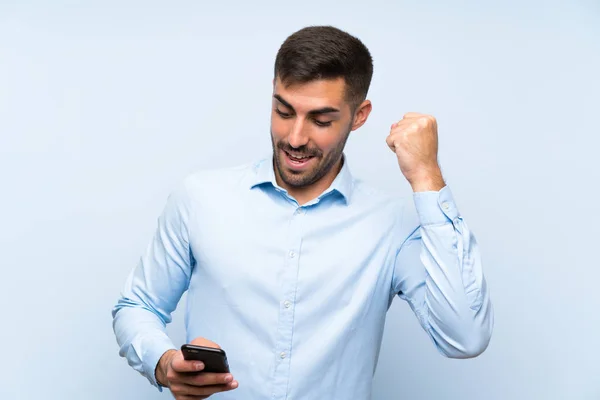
xmin=274 ymin=25 xmax=373 ymax=112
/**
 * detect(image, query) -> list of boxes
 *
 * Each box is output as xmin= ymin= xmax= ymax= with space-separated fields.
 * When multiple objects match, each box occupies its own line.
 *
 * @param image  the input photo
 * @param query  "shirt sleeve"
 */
xmin=111 ymin=181 xmax=195 ymax=390
xmin=391 ymin=185 xmax=494 ymax=358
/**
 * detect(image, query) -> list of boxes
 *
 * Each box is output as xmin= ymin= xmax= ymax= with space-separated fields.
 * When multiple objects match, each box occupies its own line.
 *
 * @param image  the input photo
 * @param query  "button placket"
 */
xmin=271 ymin=207 xmax=305 ymax=399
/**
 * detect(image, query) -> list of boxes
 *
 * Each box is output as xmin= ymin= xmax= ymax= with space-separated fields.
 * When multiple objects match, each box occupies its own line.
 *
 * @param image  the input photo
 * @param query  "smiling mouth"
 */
xmin=283 ymin=150 xmax=315 ymax=168
xmin=285 ymin=150 xmax=313 ymax=161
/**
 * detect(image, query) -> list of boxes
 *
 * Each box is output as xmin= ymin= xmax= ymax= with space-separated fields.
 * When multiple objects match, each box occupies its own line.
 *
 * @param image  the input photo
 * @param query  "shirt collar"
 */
xmin=249 ymin=153 xmax=354 ymax=205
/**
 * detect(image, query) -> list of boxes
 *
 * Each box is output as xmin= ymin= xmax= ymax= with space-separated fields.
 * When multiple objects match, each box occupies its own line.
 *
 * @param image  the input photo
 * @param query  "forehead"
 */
xmin=273 ymin=76 xmax=348 ymax=112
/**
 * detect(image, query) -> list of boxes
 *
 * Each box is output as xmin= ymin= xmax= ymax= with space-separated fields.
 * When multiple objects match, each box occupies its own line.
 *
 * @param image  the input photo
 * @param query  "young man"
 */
xmin=112 ymin=25 xmax=493 ymax=399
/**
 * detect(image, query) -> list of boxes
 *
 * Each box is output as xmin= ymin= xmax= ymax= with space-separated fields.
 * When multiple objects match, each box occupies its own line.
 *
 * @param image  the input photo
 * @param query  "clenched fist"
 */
xmin=386 ymin=112 xmax=445 ymax=192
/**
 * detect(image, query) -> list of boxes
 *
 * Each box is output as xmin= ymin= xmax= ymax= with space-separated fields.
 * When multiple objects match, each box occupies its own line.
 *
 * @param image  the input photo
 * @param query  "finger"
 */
xmin=403 ymin=112 xmax=423 ymax=119
xmin=185 ymin=372 xmax=234 ymax=387
xmin=391 ymin=118 xmax=415 ymax=132
xmin=391 ymin=119 xmax=409 ymax=129
xmin=177 ymin=381 xmax=239 ymax=397
xmin=171 ymin=352 xmax=205 ymax=373
xmin=385 ymin=134 xmax=397 ymax=152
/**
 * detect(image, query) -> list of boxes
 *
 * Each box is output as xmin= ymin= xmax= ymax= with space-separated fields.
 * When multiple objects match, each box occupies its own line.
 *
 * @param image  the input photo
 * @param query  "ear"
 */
xmin=351 ymin=100 xmax=373 ymax=131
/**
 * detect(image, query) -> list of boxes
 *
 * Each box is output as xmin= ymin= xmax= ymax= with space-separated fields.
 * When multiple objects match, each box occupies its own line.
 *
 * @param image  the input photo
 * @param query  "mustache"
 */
xmin=277 ymin=142 xmax=321 ymax=157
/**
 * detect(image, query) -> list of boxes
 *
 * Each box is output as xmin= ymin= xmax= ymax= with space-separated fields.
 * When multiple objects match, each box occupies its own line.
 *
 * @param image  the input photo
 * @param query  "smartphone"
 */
xmin=181 ymin=344 xmax=230 ymax=373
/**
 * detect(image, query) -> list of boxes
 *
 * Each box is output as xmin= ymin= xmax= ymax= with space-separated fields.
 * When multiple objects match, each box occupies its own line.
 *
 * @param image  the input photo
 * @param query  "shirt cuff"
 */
xmin=412 ymin=185 xmax=460 ymax=226
xmin=134 ymin=333 xmax=177 ymax=391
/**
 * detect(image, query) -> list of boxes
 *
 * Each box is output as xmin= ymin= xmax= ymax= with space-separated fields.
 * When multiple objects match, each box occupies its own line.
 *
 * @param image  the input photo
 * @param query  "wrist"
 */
xmin=155 ymin=349 xmax=177 ymax=387
xmin=408 ymin=169 xmax=445 ymax=192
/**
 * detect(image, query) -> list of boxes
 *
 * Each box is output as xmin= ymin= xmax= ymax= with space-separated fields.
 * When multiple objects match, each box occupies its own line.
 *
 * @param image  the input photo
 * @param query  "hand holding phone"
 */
xmin=155 ymin=337 xmax=238 ymax=399
xmin=181 ymin=344 xmax=230 ymax=373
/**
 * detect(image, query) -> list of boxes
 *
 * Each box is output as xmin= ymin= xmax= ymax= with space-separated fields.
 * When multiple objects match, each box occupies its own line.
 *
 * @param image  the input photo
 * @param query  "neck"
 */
xmin=274 ymin=156 xmax=344 ymax=206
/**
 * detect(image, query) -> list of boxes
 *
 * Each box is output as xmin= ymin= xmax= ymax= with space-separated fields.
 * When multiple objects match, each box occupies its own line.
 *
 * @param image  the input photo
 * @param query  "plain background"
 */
xmin=1 ymin=1 xmax=599 ymax=399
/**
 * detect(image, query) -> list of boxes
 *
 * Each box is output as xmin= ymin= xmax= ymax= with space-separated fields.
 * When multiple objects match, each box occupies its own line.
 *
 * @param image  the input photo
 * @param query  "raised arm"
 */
xmin=392 ymin=186 xmax=493 ymax=358
xmin=386 ymin=112 xmax=493 ymax=357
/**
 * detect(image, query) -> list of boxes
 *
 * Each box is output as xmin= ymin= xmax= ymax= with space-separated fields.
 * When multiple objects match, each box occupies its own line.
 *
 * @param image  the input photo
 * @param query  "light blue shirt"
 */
xmin=112 ymin=154 xmax=493 ymax=400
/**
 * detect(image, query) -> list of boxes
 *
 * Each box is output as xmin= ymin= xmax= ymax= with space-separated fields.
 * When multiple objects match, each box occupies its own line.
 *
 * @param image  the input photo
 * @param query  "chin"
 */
xmin=280 ymin=170 xmax=309 ymax=187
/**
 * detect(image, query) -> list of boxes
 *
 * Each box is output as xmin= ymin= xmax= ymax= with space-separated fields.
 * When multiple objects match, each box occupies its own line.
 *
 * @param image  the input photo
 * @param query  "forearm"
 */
xmin=402 ymin=186 xmax=493 ymax=358
xmin=419 ymin=216 xmax=493 ymax=358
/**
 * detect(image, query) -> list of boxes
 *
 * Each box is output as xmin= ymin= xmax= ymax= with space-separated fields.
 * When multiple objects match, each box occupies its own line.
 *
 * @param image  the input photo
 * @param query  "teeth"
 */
xmin=288 ymin=153 xmax=309 ymax=159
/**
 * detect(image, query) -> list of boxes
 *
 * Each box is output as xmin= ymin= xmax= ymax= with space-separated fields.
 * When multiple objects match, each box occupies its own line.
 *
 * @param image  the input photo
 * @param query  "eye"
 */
xmin=275 ymin=108 xmax=292 ymax=118
xmin=313 ymin=119 xmax=332 ymax=127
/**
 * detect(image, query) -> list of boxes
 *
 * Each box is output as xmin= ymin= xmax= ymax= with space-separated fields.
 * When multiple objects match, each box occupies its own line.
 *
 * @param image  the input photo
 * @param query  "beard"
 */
xmin=270 ymin=127 xmax=351 ymax=189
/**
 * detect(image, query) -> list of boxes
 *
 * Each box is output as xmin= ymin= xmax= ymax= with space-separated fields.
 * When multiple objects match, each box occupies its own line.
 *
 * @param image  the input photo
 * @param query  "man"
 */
xmin=112 ymin=25 xmax=493 ymax=399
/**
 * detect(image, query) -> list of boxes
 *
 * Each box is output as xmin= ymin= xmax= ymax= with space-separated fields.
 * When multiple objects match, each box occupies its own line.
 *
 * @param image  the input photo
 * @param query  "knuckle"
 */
xmin=195 ymin=373 xmax=219 ymax=386
xmin=193 ymin=386 xmax=213 ymax=396
xmin=166 ymin=370 xmax=176 ymax=382
xmin=194 ymin=374 xmax=209 ymax=386
xmin=170 ymin=383 xmax=184 ymax=394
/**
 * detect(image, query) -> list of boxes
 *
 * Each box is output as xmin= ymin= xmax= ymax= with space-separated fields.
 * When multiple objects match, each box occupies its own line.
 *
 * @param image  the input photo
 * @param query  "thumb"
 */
xmin=170 ymin=350 xmax=205 ymax=373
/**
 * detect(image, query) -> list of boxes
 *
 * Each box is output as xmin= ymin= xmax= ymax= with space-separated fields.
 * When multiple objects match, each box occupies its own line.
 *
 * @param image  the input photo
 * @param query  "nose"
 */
xmin=287 ymin=119 xmax=309 ymax=149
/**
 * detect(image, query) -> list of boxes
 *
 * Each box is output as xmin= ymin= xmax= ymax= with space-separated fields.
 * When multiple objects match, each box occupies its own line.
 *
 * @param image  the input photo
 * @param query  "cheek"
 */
xmin=270 ymin=115 xmax=288 ymax=139
xmin=312 ymin=131 xmax=342 ymax=153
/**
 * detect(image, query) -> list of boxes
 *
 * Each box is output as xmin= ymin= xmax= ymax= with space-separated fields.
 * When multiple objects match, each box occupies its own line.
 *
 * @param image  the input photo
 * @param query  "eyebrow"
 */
xmin=273 ymin=94 xmax=340 ymax=115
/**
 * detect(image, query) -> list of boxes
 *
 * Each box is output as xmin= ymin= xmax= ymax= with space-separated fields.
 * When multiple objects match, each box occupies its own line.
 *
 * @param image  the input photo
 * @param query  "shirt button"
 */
xmin=280 ymin=352 xmax=286 ymax=359
xmin=289 ymin=250 xmax=296 ymax=258
xmin=296 ymin=208 xmax=305 ymax=215
xmin=284 ymin=300 xmax=291 ymax=308
xmin=442 ymin=202 xmax=450 ymax=210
